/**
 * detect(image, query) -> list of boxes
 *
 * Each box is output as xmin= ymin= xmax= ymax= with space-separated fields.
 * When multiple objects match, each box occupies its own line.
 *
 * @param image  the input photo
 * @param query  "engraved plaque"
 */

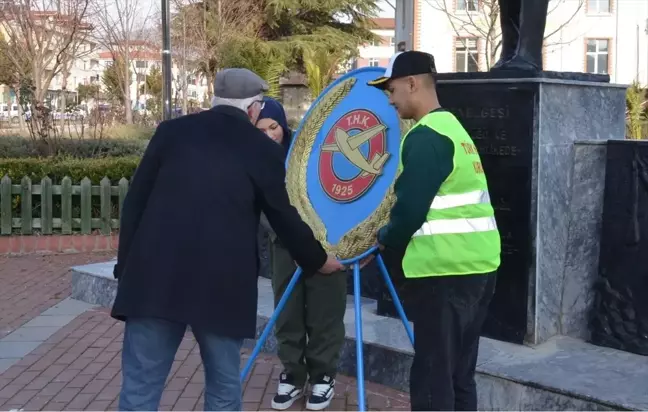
xmin=438 ymin=84 xmax=535 ymax=343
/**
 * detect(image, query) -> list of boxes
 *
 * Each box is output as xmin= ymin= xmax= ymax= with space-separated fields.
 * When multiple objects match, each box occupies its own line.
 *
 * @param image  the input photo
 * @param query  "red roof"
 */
xmin=24 ymin=11 xmax=93 ymax=30
xmin=98 ymin=50 xmax=161 ymax=61
xmin=370 ymin=18 xmax=395 ymax=30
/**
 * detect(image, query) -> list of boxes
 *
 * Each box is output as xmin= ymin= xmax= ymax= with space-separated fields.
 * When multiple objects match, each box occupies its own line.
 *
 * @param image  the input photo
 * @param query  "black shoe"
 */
xmin=491 ymin=56 xmax=512 ymax=70
xmin=491 ymin=54 xmax=541 ymax=72
xmin=271 ymin=372 xmax=304 ymax=410
xmin=306 ymin=375 xmax=335 ymax=411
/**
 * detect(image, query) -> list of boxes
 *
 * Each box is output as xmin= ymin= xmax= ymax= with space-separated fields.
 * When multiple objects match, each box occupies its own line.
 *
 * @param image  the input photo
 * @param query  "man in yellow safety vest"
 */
xmin=367 ymin=51 xmax=501 ymax=411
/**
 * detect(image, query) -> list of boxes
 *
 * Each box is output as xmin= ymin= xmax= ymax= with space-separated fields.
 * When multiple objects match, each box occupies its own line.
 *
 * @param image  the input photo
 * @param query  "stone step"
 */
xmin=71 ymin=261 xmax=648 ymax=411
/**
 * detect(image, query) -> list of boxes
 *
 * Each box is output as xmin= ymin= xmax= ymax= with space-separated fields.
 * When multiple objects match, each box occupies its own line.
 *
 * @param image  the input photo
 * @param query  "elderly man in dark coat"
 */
xmin=111 ymin=68 xmax=344 ymax=411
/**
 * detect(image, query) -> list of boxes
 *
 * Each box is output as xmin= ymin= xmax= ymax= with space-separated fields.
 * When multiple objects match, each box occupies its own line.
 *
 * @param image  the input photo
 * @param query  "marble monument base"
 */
xmin=428 ymin=73 xmax=628 ymax=346
xmin=71 ymin=262 xmax=648 ymax=411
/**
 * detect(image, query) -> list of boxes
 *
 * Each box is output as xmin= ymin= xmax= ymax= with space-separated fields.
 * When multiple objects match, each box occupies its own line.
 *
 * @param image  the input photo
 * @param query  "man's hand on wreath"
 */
xmin=318 ymin=253 xmax=345 ymax=274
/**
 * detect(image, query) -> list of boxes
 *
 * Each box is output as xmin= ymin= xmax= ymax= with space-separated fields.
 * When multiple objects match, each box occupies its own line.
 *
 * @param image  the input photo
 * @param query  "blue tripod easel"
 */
xmin=240 ymin=246 xmax=415 ymax=412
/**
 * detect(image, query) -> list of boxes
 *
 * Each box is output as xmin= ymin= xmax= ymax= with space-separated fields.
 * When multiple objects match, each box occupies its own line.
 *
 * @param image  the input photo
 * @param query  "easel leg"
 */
xmin=240 ymin=267 xmax=303 ymax=382
xmin=353 ymin=262 xmax=366 ymax=412
xmin=376 ymin=254 xmax=415 ymax=346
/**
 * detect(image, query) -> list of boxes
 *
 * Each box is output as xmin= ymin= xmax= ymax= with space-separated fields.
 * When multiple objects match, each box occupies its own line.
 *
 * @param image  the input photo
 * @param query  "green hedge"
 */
xmin=0 ymin=157 xmax=141 ymax=184
xmin=0 ymin=136 xmax=148 ymax=159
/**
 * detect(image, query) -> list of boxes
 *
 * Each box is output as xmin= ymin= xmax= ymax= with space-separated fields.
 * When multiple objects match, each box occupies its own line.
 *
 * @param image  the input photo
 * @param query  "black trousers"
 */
xmin=382 ymin=249 xmax=496 ymax=411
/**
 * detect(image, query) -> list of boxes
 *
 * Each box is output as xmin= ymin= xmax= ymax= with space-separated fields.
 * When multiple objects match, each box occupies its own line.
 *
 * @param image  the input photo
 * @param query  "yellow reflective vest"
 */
xmin=400 ymin=111 xmax=501 ymax=278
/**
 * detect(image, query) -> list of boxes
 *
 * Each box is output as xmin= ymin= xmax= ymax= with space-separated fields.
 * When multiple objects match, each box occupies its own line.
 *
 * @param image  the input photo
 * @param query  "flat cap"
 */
xmin=213 ymin=68 xmax=269 ymax=99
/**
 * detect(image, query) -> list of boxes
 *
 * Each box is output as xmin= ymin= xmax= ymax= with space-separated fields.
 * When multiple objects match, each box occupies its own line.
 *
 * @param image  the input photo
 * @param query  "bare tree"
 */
xmin=427 ymin=0 xmax=585 ymax=70
xmin=173 ymin=0 xmax=262 ymax=98
xmin=169 ymin=0 xmax=190 ymax=115
xmin=91 ymin=0 xmax=154 ymax=124
xmin=59 ymin=21 xmax=96 ymax=117
xmin=0 ymin=0 xmax=93 ymax=141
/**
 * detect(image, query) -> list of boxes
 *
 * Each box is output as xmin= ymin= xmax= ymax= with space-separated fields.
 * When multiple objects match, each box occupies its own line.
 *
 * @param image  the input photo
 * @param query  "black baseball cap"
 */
xmin=367 ymin=51 xmax=437 ymax=89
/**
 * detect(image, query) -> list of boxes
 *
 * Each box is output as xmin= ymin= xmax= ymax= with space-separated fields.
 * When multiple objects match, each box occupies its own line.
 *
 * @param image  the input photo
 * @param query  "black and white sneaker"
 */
xmin=271 ymin=372 xmax=304 ymax=410
xmin=306 ymin=375 xmax=335 ymax=410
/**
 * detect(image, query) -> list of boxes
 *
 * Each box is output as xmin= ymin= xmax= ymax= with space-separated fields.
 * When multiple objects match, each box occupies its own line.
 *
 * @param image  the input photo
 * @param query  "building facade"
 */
xmin=64 ymin=41 xmax=209 ymax=111
xmin=0 ymin=34 xmax=210 ymax=111
xmin=355 ymin=17 xmax=396 ymax=69
xmin=411 ymin=0 xmax=648 ymax=85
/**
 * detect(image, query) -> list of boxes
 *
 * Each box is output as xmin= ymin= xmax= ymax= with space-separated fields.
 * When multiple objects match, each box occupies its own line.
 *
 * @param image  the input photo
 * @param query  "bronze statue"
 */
xmin=491 ymin=0 xmax=550 ymax=72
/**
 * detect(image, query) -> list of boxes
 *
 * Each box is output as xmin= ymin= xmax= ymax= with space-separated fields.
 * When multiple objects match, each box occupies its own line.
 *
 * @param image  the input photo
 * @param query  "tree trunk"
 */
xmin=134 ymin=70 xmax=140 ymax=118
xmin=181 ymin=12 xmax=188 ymax=115
xmin=33 ymin=65 xmax=44 ymax=103
xmin=123 ymin=1 xmax=133 ymax=125
xmin=123 ymin=68 xmax=133 ymax=124
xmin=61 ymin=65 xmax=69 ymax=135
xmin=124 ymin=49 xmax=133 ymax=124
xmin=206 ymin=72 xmax=214 ymax=97
xmin=124 ymin=95 xmax=133 ymax=124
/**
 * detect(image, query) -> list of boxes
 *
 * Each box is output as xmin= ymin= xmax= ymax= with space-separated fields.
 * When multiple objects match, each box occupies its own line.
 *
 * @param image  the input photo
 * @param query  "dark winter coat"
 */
xmin=111 ymin=105 xmax=327 ymax=339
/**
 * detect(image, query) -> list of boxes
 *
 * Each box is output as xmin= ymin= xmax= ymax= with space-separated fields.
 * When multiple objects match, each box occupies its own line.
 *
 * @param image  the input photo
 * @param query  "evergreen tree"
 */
xmin=140 ymin=65 xmax=163 ymax=99
xmin=174 ymin=0 xmax=380 ymax=97
xmin=102 ymin=58 xmax=132 ymax=104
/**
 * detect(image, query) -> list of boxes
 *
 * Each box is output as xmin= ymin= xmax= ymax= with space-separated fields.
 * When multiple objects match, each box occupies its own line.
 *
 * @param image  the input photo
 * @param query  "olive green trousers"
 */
xmin=269 ymin=241 xmax=347 ymax=385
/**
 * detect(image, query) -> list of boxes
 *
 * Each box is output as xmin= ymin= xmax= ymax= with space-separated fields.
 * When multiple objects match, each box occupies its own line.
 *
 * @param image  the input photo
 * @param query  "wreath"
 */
xmin=285 ymin=77 xmax=414 ymax=260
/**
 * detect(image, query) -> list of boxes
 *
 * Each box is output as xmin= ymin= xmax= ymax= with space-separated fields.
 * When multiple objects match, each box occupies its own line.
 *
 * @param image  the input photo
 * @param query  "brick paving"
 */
xmin=0 ymin=253 xmax=411 ymax=411
xmin=0 ymin=234 xmax=118 ymax=256
xmin=0 ymin=252 xmax=115 ymax=339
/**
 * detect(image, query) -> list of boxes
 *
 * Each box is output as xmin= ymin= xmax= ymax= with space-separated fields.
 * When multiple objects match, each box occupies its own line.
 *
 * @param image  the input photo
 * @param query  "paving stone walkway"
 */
xmin=0 ymin=253 xmax=411 ymax=411
xmin=0 ymin=253 xmax=114 ymax=340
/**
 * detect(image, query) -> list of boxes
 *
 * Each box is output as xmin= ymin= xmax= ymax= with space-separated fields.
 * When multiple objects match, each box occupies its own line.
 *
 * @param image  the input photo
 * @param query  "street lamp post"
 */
xmin=161 ymin=0 xmax=173 ymax=120
xmin=395 ymin=0 xmax=414 ymax=52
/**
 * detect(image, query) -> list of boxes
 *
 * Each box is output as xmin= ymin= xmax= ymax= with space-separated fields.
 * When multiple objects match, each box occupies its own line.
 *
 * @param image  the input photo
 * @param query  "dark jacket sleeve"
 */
xmin=114 ymin=121 xmax=167 ymax=279
xmin=378 ymin=126 xmax=454 ymax=250
xmin=251 ymin=140 xmax=328 ymax=274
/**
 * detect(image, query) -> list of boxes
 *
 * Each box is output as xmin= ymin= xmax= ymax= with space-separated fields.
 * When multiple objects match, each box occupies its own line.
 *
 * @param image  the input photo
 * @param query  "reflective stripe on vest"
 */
xmin=399 ymin=111 xmax=501 ymax=278
xmin=430 ymin=189 xmax=491 ymax=210
xmin=413 ymin=216 xmax=498 ymax=237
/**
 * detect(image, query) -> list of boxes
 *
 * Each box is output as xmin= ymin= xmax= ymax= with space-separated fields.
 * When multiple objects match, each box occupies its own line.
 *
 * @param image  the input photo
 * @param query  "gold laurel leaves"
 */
xmin=286 ymin=78 xmax=414 ymax=260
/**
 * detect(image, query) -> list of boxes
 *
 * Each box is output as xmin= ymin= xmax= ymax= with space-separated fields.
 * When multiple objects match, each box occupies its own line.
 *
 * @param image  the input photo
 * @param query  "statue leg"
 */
xmin=494 ymin=0 xmax=550 ymax=72
xmin=491 ymin=0 xmax=520 ymax=70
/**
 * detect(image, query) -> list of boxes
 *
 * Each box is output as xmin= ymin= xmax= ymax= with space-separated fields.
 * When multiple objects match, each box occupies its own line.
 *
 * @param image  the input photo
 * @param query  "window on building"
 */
xmin=389 ymin=37 xmax=395 ymax=47
xmin=455 ymin=38 xmax=479 ymax=72
xmin=456 ymin=0 xmax=478 ymax=12
xmin=585 ymin=39 xmax=609 ymax=74
xmin=135 ymin=60 xmax=148 ymax=69
xmin=588 ymin=0 xmax=610 ymax=13
xmin=368 ymin=58 xmax=379 ymax=67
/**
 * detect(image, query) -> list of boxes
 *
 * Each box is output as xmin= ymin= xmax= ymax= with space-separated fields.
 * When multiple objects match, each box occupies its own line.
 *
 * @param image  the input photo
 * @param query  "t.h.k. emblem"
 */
xmin=318 ymin=109 xmax=390 ymax=203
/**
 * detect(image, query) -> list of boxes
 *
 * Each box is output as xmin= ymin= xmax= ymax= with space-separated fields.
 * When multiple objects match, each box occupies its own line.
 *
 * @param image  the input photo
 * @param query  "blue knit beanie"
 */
xmin=258 ymin=97 xmax=292 ymax=155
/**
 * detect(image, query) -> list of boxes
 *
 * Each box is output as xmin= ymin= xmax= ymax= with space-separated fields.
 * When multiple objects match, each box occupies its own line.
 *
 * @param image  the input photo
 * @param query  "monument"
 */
xmin=491 ymin=0 xmax=550 ymax=72
xmin=364 ymin=5 xmax=647 ymax=409
xmin=590 ymin=140 xmax=648 ymax=356
xmin=378 ymin=0 xmax=628 ymax=347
